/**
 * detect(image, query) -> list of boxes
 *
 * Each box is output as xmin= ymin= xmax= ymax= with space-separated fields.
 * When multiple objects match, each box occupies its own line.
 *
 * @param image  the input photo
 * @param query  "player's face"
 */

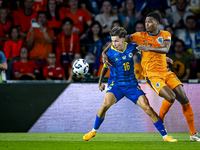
xmin=20 ymin=47 xmax=29 ymax=59
xmin=62 ymin=21 xmax=72 ymax=35
xmin=11 ymin=28 xmax=19 ymax=40
xmin=0 ymin=9 xmax=7 ymax=19
xmin=145 ymin=17 xmax=158 ymax=33
xmin=49 ymin=0 xmax=56 ymax=11
xmin=111 ymin=36 xmax=125 ymax=51
xmin=135 ymin=23 xmax=145 ymax=32
xmin=24 ymin=0 xmax=34 ymax=9
xmin=68 ymin=0 xmax=78 ymax=9
xmin=102 ymin=1 xmax=111 ymax=13
xmin=91 ymin=24 xmax=100 ymax=35
xmin=38 ymin=14 xmax=47 ymax=25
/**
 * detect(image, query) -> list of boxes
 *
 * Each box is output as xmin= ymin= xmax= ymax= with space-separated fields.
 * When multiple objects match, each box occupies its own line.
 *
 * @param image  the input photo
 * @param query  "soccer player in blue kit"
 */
xmin=83 ymin=27 xmax=177 ymax=142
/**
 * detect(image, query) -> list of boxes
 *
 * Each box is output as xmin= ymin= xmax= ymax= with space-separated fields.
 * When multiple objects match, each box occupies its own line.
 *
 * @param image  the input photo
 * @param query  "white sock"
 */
xmin=92 ymin=128 xmax=98 ymax=133
xmin=163 ymin=135 xmax=168 ymax=140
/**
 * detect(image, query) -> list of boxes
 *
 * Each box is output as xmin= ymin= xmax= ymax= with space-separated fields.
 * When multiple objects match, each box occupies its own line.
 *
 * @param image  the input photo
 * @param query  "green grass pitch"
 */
xmin=0 ymin=133 xmax=199 ymax=150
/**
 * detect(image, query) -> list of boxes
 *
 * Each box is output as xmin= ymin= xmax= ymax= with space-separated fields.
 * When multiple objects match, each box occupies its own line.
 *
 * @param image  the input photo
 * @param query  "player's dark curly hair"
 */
xmin=147 ymin=12 xmax=160 ymax=23
xmin=109 ymin=26 xmax=127 ymax=38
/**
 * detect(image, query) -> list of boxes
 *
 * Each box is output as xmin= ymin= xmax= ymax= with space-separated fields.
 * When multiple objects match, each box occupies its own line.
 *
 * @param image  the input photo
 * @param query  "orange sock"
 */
xmin=182 ymin=102 xmax=196 ymax=136
xmin=159 ymin=99 xmax=173 ymax=122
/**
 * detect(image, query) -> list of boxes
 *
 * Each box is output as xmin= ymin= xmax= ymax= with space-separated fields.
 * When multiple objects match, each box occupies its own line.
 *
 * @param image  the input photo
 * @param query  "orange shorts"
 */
xmin=145 ymin=71 xmax=182 ymax=95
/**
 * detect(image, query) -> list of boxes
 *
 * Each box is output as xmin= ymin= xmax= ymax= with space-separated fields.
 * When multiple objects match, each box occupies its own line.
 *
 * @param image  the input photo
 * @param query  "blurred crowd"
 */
xmin=0 ymin=0 xmax=200 ymax=82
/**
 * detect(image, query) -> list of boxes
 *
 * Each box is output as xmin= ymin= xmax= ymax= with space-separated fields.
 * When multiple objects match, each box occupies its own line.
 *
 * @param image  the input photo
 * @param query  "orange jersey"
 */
xmin=129 ymin=30 xmax=171 ymax=77
xmin=13 ymin=10 xmax=37 ymax=33
xmin=64 ymin=9 xmax=91 ymax=34
xmin=27 ymin=27 xmax=54 ymax=60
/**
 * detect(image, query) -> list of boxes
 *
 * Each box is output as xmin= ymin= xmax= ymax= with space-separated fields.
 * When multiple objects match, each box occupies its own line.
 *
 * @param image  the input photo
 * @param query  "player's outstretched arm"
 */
xmin=137 ymin=41 xmax=171 ymax=54
xmin=102 ymin=43 xmax=112 ymax=67
xmin=98 ymin=66 xmax=108 ymax=92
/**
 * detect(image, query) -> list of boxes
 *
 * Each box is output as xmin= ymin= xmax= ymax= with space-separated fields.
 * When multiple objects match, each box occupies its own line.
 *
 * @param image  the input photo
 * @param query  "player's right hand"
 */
xmin=99 ymin=83 xmax=105 ymax=92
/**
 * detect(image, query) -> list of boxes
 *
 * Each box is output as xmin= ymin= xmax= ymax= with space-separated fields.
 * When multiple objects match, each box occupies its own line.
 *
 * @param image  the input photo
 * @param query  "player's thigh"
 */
xmin=172 ymin=84 xmax=189 ymax=104
xmin=106 ymin=85 xmax=124 ymax=103
xmin=103 ymin=92 xmax=117 ymax=107
xmin=165 ymin=72 xmax=183 ymax=90
xmin=145 ymin=77 xmax=166 ymax=95
xmin=125 ymin=85 xmax=145 ymax=104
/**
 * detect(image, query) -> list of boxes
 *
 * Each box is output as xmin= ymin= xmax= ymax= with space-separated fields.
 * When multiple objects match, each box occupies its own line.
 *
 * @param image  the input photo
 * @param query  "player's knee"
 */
xmin=101 ymin=103 xmax=111 ymax=112
xmin=180 ymin=93 xmax=189 ymax=104
xmin=168 ymin=93 xmax=176 ymax=103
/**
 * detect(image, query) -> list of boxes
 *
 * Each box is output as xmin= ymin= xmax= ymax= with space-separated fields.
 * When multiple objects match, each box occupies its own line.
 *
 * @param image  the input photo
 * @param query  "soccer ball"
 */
xmin=72 ymin=59 xmax=89 ymax=75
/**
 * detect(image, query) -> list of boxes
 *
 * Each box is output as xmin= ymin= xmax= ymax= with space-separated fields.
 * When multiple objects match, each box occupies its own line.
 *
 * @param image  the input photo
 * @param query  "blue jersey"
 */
xmin=106 ymin=42 xmax=138 ymax=87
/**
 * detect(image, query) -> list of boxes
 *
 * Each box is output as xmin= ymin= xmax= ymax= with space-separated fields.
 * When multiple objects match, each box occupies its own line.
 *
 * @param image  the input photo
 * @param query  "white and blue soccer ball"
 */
xmin=72 ymin=59 xmax=89 ymax=75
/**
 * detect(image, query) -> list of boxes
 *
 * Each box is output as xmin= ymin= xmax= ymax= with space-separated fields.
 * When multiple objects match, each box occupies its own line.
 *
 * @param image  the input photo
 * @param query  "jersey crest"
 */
xmin=129 ymin=53 xmax=133 ymax=58
xmin=157 ymin=37 xmax=163 ymax=44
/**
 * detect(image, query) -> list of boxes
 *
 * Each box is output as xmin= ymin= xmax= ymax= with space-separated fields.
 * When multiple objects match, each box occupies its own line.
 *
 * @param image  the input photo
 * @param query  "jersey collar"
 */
xmin=147 ymin=30 xmax=160 ymax=36
xmin=111 ymin=42 xmax=128 ymax=53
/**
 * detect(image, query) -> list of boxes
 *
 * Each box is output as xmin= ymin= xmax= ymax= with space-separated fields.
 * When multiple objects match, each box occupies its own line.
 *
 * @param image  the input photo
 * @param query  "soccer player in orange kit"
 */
xmin=103 ymin=12 xmax=200 ymax=141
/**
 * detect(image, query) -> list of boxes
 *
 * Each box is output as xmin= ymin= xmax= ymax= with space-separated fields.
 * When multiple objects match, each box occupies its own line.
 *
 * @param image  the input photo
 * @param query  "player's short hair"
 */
xmin=37 ymin=11 xmax=47 ymax=19
xmin=146 ymin=12 xmax=160 ymax=23
xmin=186 ymin=15 xmax=196 ymax=22
xmin=62 ymin=17 xmax=74 ymax=25
xmin=109 ymin=26 xmax=127 ymax=38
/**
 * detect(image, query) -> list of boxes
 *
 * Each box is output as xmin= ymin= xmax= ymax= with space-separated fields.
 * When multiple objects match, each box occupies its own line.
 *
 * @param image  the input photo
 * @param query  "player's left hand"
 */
xmin=136 ymin=45 xmax=149 ymax=52
xmin=166 ymin=57 xmax=173 ymax=64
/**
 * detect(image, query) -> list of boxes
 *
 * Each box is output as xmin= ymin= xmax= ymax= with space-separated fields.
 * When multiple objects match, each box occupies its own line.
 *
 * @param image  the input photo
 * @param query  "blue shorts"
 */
xmin=107 ymin=84 xmax=145 ymax=104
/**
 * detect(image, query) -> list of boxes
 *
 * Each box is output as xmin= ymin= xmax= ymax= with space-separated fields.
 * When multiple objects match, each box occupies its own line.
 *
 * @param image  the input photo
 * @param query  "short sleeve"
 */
xmin=83 ymin=10 xmax=91 ymax=23
xmin=162 ymin=31 xmax=171 ymax=42
xmin=129 ymin=32 xmax=141 ymax=43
